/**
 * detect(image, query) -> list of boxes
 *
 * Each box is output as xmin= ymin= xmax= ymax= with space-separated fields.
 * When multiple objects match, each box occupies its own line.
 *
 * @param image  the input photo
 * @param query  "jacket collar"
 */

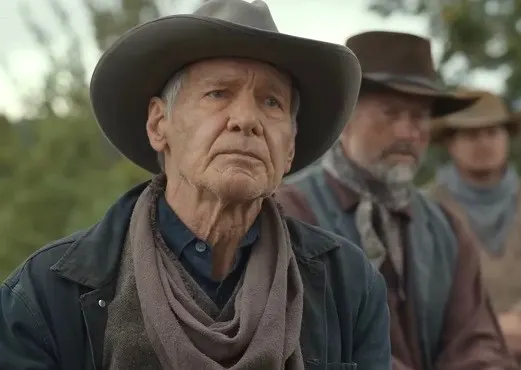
xmin=51 ymin=181 xmax=150 ymax=289
xmin=51 ymin=181 xmax=338 ymax=289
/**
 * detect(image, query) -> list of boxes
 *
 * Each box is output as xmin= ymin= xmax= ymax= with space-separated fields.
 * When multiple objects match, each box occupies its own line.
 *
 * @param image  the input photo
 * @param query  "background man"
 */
xmin=427 ymin=90 xmax=521 ymax=361
xmin=277 ymin=31 xmax=517 ymax=369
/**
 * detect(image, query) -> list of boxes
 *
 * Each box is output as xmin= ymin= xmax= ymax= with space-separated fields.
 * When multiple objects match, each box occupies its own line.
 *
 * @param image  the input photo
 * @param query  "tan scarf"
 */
xmin=104 ymin=178 xmax=305 ymax=370
xmin=322 ymin=143 xmax=411 ymax=280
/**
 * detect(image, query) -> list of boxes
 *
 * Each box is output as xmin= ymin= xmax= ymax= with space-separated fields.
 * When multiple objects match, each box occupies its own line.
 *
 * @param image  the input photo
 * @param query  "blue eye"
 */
xmin=206 ymin=90 xmax=226 ymax=98
xmin=265 ymin=97 xmax=281 ymax=108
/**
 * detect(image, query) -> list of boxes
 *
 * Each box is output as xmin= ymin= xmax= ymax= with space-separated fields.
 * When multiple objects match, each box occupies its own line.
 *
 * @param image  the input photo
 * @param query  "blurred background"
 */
xmin=0 ymin=0 xmax=519 ymax=279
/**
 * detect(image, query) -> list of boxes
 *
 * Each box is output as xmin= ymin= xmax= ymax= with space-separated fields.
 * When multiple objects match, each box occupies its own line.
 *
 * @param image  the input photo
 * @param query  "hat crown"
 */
xmin=194 ymin=0 xmax=278 ymax=32
xmin=345 ymin=31 xmax=437 ymax=81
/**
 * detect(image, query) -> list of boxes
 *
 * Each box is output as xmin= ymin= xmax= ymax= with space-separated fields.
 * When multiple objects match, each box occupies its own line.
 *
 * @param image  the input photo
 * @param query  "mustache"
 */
xmin=380 ymin=141 xmax=418 ymax=159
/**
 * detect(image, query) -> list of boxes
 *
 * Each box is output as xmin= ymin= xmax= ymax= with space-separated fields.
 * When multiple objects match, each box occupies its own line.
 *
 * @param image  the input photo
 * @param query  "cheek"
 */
xmin=167 ymin=113 xmax=226 ymax=172
xmin=491 ymin=141 xmax=508 ymax=163
xmin=456 ymin=143 xmax=477 ymax=163
xmin=265 ymin=126 xmax=294 ymax=170
xmin=352 ymin=123 xmax=384 ymax=155
xmin=496 ymin=136 xmax=509 ymax=155
xmin=360 ymin=119 xmax=388 ymax=145
xmin=191 ymin=118 xmax=223 ymax=150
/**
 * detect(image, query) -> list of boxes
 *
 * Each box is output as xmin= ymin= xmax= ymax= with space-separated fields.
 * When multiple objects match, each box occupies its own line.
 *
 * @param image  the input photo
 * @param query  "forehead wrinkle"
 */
xmin=200 ymin=75 xmax=244 ymax=89
xmin=192 ymin=59 xmax=291 ymax=88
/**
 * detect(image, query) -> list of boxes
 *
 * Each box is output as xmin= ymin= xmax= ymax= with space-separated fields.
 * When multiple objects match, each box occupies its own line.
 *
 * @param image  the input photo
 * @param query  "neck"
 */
xmin=165 ymin=176 xmax=262 ymax=280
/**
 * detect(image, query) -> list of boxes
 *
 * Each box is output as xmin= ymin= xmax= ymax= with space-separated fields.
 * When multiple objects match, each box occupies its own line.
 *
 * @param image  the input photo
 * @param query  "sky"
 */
xmin=0 ymin=0 xmax=505 ymax=119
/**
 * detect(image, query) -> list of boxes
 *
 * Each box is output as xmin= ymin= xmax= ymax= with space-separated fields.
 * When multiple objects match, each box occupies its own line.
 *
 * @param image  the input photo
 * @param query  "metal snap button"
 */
xmin=195 ymin=241 xmax=207 ymax=253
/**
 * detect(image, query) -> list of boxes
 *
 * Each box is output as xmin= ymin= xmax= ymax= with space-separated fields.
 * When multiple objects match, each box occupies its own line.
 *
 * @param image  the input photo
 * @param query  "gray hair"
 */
xmin=157 ymin=67 xmax=301 ymax=170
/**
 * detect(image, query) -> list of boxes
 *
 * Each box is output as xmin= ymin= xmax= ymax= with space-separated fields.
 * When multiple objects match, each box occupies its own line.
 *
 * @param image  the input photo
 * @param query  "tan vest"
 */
xmin=426 ymin=183 xmax=521 ymax=314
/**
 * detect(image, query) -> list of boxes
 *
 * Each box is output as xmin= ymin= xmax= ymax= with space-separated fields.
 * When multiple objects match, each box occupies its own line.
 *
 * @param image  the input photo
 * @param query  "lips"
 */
xmin=217 ymin=150 xmax=262 ymax=162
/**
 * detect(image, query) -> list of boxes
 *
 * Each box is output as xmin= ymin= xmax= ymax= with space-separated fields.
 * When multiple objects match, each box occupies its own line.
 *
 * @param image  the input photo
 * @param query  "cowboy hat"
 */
xmin=89 ymin=0 xmax=361 ymax=176
xmin=345 ymin=31 xmax=476 ymax=117
xmin=430 ymin=89 xmax=521 ymax=143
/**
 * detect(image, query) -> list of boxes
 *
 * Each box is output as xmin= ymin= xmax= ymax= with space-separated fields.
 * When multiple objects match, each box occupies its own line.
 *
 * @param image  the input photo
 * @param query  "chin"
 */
xmin=215 ymin=172 xmax=269 ymax=201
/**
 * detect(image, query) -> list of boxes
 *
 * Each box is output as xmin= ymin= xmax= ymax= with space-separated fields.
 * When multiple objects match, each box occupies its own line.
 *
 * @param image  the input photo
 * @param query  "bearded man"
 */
xmin=277 ymin=31 xmax=517 ymax=369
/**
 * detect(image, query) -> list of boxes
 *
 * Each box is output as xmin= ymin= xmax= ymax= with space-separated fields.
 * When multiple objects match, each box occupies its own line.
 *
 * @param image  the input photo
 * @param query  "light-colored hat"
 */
xmin=430 ymin=89 xmax=521 ymax=143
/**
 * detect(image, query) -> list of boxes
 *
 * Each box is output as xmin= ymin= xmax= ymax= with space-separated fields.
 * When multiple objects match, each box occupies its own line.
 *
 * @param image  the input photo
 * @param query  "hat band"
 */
xmin=364 ymin=72 xmax=443 ymax=92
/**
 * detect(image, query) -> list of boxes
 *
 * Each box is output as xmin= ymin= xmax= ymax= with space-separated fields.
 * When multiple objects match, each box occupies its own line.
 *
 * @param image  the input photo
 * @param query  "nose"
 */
xmin=392 ymin=113 xmax=423 ymax=141
xmin=226 ymin=92 xmax=263 ymax=136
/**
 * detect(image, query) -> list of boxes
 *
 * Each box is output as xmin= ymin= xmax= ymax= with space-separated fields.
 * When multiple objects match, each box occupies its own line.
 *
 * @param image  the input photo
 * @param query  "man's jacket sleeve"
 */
xmin=0 ymin=281 xmax=58 ymax=370
xmin=353 ymin=269 xmax=392 ymax=369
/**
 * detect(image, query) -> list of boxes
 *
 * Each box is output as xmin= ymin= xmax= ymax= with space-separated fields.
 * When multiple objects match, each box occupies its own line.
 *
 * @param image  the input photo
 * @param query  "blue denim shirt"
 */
xmin=156 ymin=195 xmax=259 ymax=308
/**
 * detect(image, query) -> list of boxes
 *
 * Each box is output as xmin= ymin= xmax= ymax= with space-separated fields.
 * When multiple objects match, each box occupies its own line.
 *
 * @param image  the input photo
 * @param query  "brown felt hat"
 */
xmin=430 ymin=89 xmax=521 ymax=143
xmin=345 ymin=31 xmax=477 ymax=117
xmin=89 ymin=0 xmax=362 ymax=176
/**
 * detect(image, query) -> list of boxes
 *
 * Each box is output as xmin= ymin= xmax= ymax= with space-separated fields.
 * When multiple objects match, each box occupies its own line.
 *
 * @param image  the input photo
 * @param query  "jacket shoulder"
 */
xmin=286 ymin=216 xmax=378 ymax=289
xmin=3 ymin=229 xmax=87 ymax=289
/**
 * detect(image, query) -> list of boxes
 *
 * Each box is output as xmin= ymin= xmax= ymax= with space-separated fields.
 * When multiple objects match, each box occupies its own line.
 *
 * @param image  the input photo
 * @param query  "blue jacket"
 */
xmin=0 ymin=182 xmax=391 ymax=369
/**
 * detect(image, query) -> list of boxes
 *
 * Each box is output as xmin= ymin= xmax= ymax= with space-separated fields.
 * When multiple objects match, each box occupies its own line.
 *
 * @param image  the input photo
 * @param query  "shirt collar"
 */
xmin=157 ymin=195 xmax=260 ymax=257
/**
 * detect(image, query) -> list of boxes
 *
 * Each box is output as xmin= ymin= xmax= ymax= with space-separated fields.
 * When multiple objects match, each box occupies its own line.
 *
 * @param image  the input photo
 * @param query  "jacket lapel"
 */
xmin=286 ymin=218 xmax=340 ymax=368
xmin=80 ymin=285 xmax=116 ymax=369
xmin=407 ymin=198 xmax=435 ymax=369
xmin=50 ymin=182 xmax=149 ymax=370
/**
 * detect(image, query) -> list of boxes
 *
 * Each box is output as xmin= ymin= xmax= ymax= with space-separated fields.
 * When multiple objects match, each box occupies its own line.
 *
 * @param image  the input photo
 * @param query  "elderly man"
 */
xmin=0 ymin=1 xmax=391 ymax=369
xmin=427 ymin=90 xmax=521 ymax=360
xmin=277 ymin=31 xmax=518 ymax=369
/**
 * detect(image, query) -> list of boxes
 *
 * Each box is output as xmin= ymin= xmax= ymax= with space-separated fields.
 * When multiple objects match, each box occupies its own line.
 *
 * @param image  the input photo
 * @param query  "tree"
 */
xmin=0 ymin=0 xmax=166 ymax=279
xmin=368 ymin=0 xmax=521 ymax=105
xmin=85 ymin=0 xmax=160 ymax=51
xmin=368 ymin=0 xmax=521 ymax=184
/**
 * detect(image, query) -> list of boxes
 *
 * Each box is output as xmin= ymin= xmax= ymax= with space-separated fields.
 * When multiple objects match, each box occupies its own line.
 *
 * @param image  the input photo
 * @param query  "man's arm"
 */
xmin=433 ymin=210 xmax=518 ymax=370
xmin=353 ymin=270 xmax=392 ymax=369
xmin=0 ymin=282 xmax=58 ymax=370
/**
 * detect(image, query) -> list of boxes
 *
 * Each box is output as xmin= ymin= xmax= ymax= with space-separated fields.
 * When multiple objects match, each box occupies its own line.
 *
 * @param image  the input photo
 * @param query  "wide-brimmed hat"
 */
xmin=90 ymin=0 xmax=361 ymax=176
xmin=345 ymin=31 xmax=476 ymax=117
xmin=430 ymin=89 xmax=521 ymax=143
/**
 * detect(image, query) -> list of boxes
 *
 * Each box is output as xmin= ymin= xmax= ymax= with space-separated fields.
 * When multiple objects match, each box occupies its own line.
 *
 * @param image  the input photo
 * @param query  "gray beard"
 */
xmin=367 ymin=162 xmax=417 ymax=186
xmin=321 ymin=142 xmax=415 ymax=211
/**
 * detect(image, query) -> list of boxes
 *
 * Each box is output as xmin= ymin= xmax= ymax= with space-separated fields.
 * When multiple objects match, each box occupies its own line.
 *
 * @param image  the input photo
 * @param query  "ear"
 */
xmin=283 ymin=140 xmax=296 ymax=174
xmin=146 ymin=97 xmax=168 ymax=153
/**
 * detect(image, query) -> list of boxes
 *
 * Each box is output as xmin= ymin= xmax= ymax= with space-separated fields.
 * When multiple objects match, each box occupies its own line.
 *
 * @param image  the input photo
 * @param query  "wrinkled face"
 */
xmin=447 ymin=125 xmax=509 ymax=174
xmin=146 ymin=58 xmax=296 ymax=201
xmin=341 ymin=89 xmax=431 ymax=184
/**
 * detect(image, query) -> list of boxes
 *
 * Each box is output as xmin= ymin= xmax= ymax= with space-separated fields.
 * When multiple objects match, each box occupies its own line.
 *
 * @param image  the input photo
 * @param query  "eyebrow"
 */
xmin=201 ymin=75 xmax=290 ymax=97
xmin=200 ymin=76 xmax=241 ymax=87
xmin=265 ymin=81 xmax=289 ymax=100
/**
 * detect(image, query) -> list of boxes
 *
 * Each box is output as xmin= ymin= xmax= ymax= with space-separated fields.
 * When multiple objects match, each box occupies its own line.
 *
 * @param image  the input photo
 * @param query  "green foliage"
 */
xmin=368 ymin=0 xmax=521 ymax=102
xmin=0 ymin=0 xmax=162 ymax=279
xmin=369 ymin=0 xmax=521 ymax=183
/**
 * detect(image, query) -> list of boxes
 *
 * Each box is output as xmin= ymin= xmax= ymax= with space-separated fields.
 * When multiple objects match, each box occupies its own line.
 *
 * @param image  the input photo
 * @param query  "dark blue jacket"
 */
xmin=0 ymin=182 xmax=391 ymax=370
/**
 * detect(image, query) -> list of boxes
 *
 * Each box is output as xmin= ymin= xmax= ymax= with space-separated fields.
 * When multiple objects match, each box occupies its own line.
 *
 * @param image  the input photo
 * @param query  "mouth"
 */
xmin=217 ymin=150 xmax=262 ymax=162
xmin=384 ymin=152 xmax=416 ymax=159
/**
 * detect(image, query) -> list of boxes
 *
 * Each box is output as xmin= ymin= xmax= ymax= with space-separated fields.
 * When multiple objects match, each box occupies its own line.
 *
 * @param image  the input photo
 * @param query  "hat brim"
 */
xmin=362 ymin=74 xmax=477 ymax=117
xmin=90 ymin=15 xmax=361 ymax=176
xmin=430 ymin=112 xmax=521 ymax=143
